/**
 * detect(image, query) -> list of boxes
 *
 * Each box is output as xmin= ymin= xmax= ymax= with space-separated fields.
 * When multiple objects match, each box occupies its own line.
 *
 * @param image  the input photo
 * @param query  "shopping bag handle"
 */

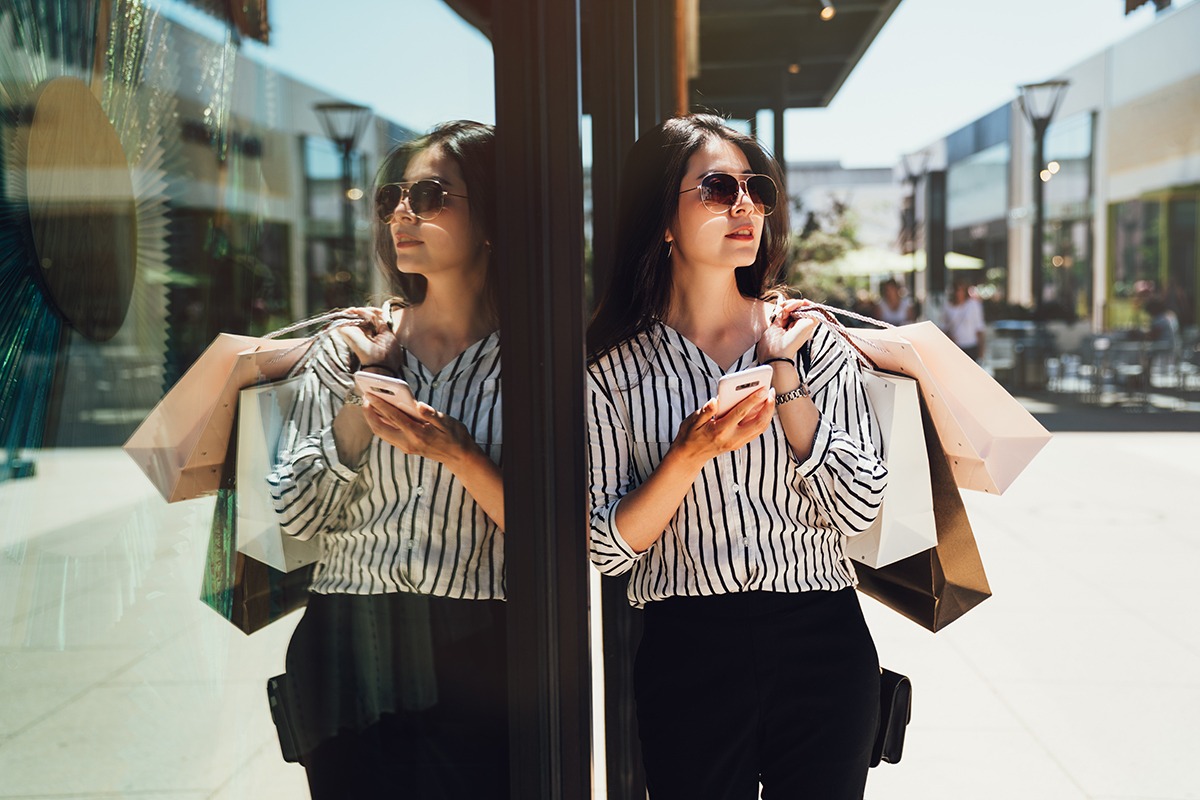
xmin=783 ymin=300 xmax=892 ymax=370
xmin=261 ymin=308 xmax=383 ymax=376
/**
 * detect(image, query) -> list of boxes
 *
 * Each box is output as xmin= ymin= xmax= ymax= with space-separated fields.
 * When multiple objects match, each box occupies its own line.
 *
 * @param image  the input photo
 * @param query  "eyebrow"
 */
xmin=401 ymin=174 xmax=454 ymax=186
xmin=691 ymin=167 xmax=755 ymax=180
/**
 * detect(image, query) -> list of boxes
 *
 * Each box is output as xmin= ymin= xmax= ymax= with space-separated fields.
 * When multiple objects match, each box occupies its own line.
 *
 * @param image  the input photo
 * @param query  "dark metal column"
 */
xmin=925 ymin=170 xmax=947 ymax=298
xmin=584 ymin=0 xmax=639 ymax=306
xmin=493 ymin=1 xmax=591 ymax=798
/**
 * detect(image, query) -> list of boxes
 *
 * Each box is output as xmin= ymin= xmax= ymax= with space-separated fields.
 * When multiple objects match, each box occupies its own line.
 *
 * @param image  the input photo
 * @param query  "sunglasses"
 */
xmin=375 ymin=180 xmax=468 ymax=222
xmin=679 ymin=173 xmax=779 ymax=216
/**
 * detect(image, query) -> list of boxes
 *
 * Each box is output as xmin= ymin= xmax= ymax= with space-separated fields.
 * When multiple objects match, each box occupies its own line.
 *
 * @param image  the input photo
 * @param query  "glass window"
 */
xmin=1 ymin=2 xmax=505 ymax=797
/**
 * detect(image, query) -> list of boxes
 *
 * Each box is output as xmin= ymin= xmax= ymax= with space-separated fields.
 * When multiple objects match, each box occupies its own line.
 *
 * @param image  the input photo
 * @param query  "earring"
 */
xmin=665 ymin=241 xmax=673 ymax=259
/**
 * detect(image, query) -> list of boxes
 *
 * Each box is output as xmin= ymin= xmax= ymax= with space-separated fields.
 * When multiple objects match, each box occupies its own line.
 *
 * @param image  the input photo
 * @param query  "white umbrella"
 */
xmin=806 ymin=247 xmax=983 ymax=278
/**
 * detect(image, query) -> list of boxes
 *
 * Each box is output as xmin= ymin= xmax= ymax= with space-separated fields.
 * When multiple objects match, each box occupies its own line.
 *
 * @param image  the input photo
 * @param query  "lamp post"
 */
xmin=900 ymin=151 xmax=929 ymax=291
xmin=1017 ymin=80 xmax=1068 ymax=319
xmin=313 ymin=102 xmax=371 ymax=302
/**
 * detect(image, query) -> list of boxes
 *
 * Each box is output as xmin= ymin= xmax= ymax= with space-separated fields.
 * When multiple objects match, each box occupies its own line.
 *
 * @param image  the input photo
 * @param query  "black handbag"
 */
xmin=870 ymin=668 xmax=912 ymax=767
xmin=266 ymin=673 xmax=304 ymax=763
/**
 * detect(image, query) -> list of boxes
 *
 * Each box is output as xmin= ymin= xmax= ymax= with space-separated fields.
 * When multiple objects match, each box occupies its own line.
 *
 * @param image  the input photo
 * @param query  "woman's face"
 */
xmin=666 ymin=136 xmax=764 ymax=275
xmin=386 ymin=145 xmax=486 ymax=278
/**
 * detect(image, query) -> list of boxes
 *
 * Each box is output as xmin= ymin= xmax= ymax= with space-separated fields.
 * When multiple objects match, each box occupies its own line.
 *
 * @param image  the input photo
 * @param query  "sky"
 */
xmin=159 ymin=0 xmax=1191 ymax=168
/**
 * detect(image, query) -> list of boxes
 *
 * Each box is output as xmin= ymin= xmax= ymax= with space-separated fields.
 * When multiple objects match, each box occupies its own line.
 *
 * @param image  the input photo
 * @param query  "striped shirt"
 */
xmin=587 ymin=321 xmax=888 ymax=608
xmin=267 ymin=313 xmax=504 ymax=599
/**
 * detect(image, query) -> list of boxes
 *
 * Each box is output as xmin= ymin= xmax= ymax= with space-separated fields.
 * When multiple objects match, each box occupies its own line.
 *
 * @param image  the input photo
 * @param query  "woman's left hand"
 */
xmin=361 ymin=400 xmax=478 ymax=468
xmin=758 ymin=298 xmax=819 ymax=361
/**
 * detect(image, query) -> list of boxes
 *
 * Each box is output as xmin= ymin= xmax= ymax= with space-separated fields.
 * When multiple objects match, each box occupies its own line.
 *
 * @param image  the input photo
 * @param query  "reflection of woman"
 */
xmin=268 ymin=122 xmax=507 ymax=799
xmin=586 ymin=114 xmax=888 ymax=799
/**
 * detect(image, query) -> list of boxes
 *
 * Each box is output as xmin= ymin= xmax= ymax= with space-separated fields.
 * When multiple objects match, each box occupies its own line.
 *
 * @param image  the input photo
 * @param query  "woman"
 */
xmin=587 ymin=114 xmax=888 ymax=799
xmin=268 ymin=121 xmax=507 ymax=799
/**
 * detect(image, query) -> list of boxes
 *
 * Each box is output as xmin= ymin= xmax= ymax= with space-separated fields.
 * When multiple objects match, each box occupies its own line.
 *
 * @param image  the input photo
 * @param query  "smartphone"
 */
xmin=353 ymin=372 xmax=420 ymax=416
xmin=715 ymin=364 xmax=773 ymax=416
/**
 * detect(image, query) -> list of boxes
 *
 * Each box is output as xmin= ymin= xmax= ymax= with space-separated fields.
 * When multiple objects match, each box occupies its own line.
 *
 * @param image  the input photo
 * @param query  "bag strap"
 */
xmin=793 ymin=303 xmax=879 ymax=370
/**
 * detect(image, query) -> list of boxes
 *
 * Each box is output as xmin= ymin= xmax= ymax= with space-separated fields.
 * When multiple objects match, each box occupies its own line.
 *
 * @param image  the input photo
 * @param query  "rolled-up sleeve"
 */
xmin=794 ymin=329 xmax=889 ymax=537
xmin=266 ymin=337 xmax=361 ymax=541
xmin=586 ymin=373 xmax=646 ymax=576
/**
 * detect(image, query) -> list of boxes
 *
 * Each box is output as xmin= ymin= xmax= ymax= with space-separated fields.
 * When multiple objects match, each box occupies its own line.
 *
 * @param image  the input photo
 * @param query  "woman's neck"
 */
xmin=395 ymin=270 xmax=495 ymax=372
xmin=664 ymin=268 xmax=763 ymax=369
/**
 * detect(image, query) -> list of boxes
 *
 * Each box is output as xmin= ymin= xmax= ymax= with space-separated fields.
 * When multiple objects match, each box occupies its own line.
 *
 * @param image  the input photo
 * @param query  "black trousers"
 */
xmin=293 ymin=594 xmax=509 ymax=800
xmin=634 ymin=589 xmax=879 ymax=800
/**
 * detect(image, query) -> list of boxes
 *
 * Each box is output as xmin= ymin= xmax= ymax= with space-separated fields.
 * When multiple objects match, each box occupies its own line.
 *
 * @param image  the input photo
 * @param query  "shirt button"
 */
xmin=731 ymin=485 xmax=741 ymax=494
xmin=431 ymin=380 xmax=440 ymax=389
xmin=415 ymin=486 xmax=425 ymax=495
xmin=742 ymin=536 xmax=750 ymax=547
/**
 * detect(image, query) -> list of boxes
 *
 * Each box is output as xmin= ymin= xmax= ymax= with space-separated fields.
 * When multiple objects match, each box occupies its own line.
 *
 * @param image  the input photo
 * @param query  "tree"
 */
xmin=786 ymin=196 xmax=862 ymax=306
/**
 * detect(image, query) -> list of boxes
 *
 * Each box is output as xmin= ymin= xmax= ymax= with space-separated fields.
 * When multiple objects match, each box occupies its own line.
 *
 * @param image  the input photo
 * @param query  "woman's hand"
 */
xmin=362 ymin=399 xmax=479 ymax=469
xmin=337 ymin=307 xmax=402 ymax=373
xmin=670 ymin=387 xmax=775 ymax=468
xmin=362 ymin=398 xmax=506 ymax=529
xmin=757 ymin=298 xmax=819 ymax=362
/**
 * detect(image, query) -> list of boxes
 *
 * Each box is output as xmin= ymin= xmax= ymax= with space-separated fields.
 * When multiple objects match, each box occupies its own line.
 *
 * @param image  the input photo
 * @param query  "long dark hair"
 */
xmin=587 ymin=114 xmax=790 ymax=360
xmin=372 ymin=121 xmax=498 ymax=321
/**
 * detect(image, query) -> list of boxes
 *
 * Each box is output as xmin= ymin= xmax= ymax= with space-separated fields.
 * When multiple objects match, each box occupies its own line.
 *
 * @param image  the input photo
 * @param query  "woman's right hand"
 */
xmin=669 ymin=387 xmax=775 ymax=467
xmin=337 ymin=307 xmax=401 ymax=373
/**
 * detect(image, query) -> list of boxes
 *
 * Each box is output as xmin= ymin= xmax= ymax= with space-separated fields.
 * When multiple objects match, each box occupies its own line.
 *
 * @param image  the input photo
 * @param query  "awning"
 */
xmin=806 ymin=247 xmax=984 ymax=277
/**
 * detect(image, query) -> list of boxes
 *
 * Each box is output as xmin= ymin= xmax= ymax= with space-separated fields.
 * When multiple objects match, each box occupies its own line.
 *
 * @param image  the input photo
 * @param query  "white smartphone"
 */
xmin=715 ymin=364 xmax=773 ymax=416
xmin=353 ymin=372 xmax=420 ymax=416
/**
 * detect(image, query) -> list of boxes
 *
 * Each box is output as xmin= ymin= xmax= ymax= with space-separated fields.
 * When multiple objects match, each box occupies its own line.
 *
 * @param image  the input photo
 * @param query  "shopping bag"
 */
xmin=200 ymin=433 xmax=312 ymax=634
xmin=846 ymin=369 xmax=937 ymax=568
xmin=848 ymin=321 xmax=1050 ymax=495
xmin=854 ymin=395 xmax=992 ymax=632
xmin=235 ymin=377 xmax=321 ymax=572
xmin=123 ymin=334 xmax=310 ymax=503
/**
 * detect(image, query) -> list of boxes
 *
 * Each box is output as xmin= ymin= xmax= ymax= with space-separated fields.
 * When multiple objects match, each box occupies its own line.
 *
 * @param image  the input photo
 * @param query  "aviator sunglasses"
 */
xmin=679 ymin=172 xmax=779 ymax=216
xmin=375 ymin=180 xmax=468 ymax=223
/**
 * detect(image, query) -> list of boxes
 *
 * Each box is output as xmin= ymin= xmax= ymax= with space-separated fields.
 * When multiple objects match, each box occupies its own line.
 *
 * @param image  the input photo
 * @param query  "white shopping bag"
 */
xmin=845 ymin=369 xmax=937 ymax=568
xmin=236 ymin=377 xmax=321 ymax=572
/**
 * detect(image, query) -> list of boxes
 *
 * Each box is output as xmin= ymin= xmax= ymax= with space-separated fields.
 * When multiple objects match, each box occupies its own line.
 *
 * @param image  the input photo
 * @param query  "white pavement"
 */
xmin=1 ymin=431 xmax=1198 ymax=799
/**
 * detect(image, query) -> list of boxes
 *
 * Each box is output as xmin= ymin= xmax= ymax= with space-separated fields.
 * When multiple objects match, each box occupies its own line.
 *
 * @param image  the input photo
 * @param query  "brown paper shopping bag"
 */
xmin=123 ymin=334 xmax=309 ymax=503
xmin=848 ymin=321 xmax=1050 ymax=495
xmin=854 ymin=396 xmax=992 ymax=632
xmin=200 ymin=433 xmax=312 ymax=634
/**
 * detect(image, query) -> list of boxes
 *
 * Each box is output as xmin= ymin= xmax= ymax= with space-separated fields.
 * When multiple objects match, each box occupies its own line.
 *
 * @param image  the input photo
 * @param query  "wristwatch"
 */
xmin=775 ymin=382 xmax=810 ymax=405
xmin=344 ymin=389 xmax=365 ymax=407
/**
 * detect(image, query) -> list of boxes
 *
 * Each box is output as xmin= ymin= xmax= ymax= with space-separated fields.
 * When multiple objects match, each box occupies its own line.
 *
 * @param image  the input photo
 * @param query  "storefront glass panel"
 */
xmin=1 ymin=1 xmax=508 ymax=796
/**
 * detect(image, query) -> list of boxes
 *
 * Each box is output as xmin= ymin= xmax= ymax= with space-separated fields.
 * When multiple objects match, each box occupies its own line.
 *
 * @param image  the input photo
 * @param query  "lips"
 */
xmin=725 ymin=225 xmax=754 ymax=240
xmin=394 ymin=233 xmax=423 ymax=247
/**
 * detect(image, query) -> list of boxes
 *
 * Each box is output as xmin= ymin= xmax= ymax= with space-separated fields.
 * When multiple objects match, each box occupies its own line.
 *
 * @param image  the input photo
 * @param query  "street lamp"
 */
xmin=902 ymin=149 xmax=926 ymax=299
xmin=313 ymin=101 xmax=371 ymax=301
xmin=1017 ymin=79 xmax=1069 ymax=319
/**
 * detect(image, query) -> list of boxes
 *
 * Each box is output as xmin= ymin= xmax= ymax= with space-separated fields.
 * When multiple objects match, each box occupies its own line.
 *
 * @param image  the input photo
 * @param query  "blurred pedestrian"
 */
xmin=943 ymin=277 xmax=986 ymax=361
xmin=877 ymin=277 xmax=914 ymax=325
xmin=586 ymin=113 xmax=887 ymax=800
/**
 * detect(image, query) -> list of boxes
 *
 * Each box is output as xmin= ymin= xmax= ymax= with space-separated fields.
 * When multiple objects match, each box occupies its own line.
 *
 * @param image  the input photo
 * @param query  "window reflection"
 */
xmin=0 ymin=1 xmax=499 ymax=796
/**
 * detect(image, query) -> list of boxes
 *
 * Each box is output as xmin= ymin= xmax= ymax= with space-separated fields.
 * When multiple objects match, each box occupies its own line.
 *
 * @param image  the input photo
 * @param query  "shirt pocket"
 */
xmin=454 ymin=378 xmax=503 ymax=462
xmin=628 ymin=377 xmax=683 ymax=480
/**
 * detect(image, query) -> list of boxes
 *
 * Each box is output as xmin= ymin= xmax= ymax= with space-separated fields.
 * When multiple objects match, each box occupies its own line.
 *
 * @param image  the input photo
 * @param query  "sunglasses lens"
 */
xmin=699 ymin=174 xmax=740 ymax=209
xmin=375 ymin=185 xmax=401 ymax=221
xmin=408 ymin=181 xmax=445 ymax=219
xmin=375 ymin=181 xmax=448 ymax=222
xmin=746 ymin=176 xmax=777 ymax=214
